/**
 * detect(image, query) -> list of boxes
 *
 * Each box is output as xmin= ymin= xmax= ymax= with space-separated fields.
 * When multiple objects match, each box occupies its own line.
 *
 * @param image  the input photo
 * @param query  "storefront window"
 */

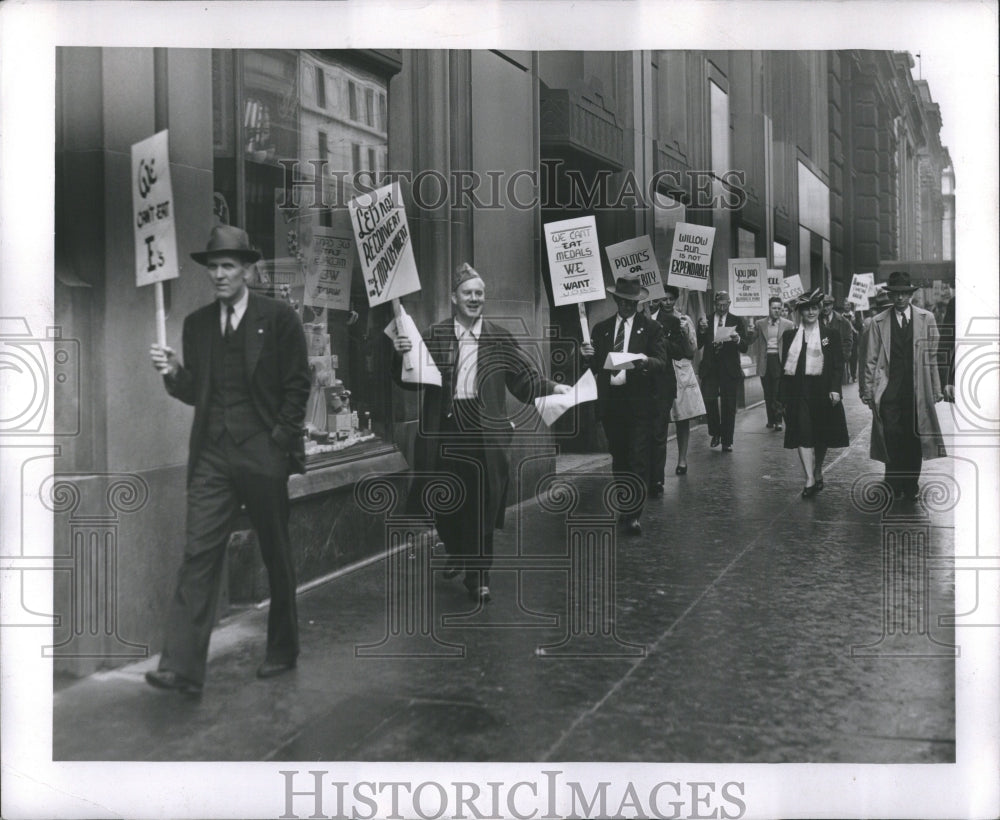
xmin=212 ymin=49 xmax=393 ymax=467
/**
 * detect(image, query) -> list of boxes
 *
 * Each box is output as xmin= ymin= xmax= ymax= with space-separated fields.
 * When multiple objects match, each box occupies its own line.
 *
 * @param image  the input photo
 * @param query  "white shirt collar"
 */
xmin=454 ymin=317 xmax=483 ymax=339
xmin=894 ymin=305 xmax=912 ymax=325
xmin=219 ymin=287 xmax=249 ymax=331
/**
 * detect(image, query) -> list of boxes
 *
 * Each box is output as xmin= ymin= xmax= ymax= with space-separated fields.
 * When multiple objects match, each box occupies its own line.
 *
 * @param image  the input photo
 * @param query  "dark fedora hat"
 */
xmin=793 ymin=287 xmax=825 ymax=309
xmin=607 ymin=274 xmax=649 ymax=301
xmin=884 ymin=270 xmax=919 ymax=293
xmin=190 ymin=225 xmax=262 ymax=265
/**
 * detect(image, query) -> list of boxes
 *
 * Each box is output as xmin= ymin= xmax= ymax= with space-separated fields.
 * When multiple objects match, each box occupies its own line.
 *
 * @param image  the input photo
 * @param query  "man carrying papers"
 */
xmin=581 ymin=273 xmax=685 ymax=535
xmin=392 ymin=263 xmax=569 ymax=604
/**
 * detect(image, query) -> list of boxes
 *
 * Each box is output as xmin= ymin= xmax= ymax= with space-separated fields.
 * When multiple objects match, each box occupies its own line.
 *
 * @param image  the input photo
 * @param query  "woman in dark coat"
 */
xmin=777 ymin=288 xmax=850 ymax=498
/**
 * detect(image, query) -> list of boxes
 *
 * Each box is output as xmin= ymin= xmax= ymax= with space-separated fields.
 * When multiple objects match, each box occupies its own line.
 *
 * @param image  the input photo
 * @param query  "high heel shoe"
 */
xmin=675 ymin=465 xmax=687 ymax=475
xmin=801 ymin=484 xmax=819 ymax=498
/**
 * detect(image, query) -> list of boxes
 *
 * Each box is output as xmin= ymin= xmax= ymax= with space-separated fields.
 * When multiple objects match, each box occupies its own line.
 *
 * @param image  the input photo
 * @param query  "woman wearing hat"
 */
xmin=776 ymin=288 xmax=850 ymax=498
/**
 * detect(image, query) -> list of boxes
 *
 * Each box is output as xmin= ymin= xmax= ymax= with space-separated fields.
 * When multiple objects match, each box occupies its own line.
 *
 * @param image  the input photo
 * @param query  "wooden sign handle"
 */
xmin=577 ymin=302 xmax=591 ymax=345
xmin=393 ymin=298 xmax=414 ymax=371
xmin=155 ymin=281 xmax=167 ymax=347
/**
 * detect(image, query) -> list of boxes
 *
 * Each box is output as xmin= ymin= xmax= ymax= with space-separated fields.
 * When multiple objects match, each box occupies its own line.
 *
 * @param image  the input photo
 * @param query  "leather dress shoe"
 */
xmin=145 ymin=669 xmax=202 ymax=697
xmin=773 ymin=423 xmax=783 ymax=432
xmin=625 ymin=518 xmax=642 ymax=535
xmin=256 ymin=659 xmax=297 ymax=679
xmin=722 ymin=445 xmax=733 ymax=453
xmin=766 ymin=422 xmax=774 ymax=429
xmin=649 ymin=483 xmax=664 ymax=498
xmin=814 ymin=477 xmax=824 ymax=492
xmin=675 ymin=465 xmax=687 ymax=475
xmin=710 ymin=435 xmax=721 ymax=448
xmin=467 ymin=585 xmax=492 ymax=604
xmin=801 ymin=484 xmax=820 ymax=499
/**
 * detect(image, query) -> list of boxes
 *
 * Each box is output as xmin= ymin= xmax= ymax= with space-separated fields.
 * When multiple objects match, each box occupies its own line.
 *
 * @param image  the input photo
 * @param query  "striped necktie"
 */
xmin=613 ymin=318 xmax=625 ymax=352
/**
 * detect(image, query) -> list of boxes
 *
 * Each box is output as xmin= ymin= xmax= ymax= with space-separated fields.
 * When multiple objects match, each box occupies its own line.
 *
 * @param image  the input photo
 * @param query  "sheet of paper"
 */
xmin=603 ymin=351 xmax=644 ymax=370
xmin=384 ymin=308 xmax=442 ymax=387
xmin=533 ymin=368 xmax=598 ymax=427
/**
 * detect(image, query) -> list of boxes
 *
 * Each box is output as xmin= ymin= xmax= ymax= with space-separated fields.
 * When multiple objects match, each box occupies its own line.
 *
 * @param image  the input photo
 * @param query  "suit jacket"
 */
xmin=750 ymin=316 xmax=795 ymax=374
xmin=587 ymin=310 xmax=668 ymax=407
xmin=165 ymin=291 xmax=311 ymax=481
xmin=393 ymin=317 xmax=558 ymax=527
xmin=697 ymin=312 xmax=750 ymax=382
xmin=862 ymin=304 xmax=944 ymax=462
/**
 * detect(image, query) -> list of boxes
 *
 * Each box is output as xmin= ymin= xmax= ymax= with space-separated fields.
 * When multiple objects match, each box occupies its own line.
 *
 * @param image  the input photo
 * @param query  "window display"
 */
xmin=212 ymin=50 xmax=392 ymax=466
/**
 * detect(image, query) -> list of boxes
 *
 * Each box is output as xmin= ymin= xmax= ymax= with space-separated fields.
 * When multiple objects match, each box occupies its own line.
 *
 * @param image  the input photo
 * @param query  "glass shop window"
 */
xmin=212 ymin=49 xmax=394 ymax=467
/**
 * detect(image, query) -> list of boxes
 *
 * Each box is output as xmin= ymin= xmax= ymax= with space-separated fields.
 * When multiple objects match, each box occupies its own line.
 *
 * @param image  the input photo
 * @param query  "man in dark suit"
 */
xmin=645 ymin=284 xmax=696 ymax=495
xmin=581 ymin=274 xmax=669 ymax=534
xmin=392 ymin=263 xmax=569 ymax=603
xmin=147 ymin=225 xmax=310 ymax=696
xmin=697 ymin=290 xmax=750 ymax=452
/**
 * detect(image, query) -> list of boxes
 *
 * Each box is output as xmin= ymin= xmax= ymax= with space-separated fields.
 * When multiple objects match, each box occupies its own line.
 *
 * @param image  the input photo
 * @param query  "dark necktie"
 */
xmin=899 ymin=312 xmax=908 ymax=330
xmin=225 ymin=305 xmax=235 ymax=338
xmin=613 ymin=318 xmax=625 ymax=352
xmin=795 ymin=337 xmax=808 ymax=377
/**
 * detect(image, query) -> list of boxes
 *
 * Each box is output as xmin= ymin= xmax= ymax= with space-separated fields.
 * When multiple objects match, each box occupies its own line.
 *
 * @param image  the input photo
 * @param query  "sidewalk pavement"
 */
xmin=53 ymin=384 xmax=956 ymax=762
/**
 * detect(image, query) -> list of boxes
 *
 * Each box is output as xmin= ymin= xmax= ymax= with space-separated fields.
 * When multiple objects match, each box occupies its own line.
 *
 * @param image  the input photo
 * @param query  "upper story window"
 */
xmin=212 ymin=49 xmax=393 ymax=467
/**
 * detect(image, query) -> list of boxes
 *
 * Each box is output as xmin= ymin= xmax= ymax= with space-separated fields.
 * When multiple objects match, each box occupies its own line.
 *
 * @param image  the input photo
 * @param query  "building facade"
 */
xmin=54 ymin=48 xmax=953 ymax=676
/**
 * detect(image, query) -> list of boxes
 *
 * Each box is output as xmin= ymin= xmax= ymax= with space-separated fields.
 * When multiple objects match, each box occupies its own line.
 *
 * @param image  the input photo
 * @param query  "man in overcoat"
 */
xmin=749 ymin=296 xmax=795 ymax=432
xmin=147 ymin=225 xmax=310 ymax=695
xmin=392 ymin=263 xmax=569 ymax=603
xmin=581 ymin=274 xmax=671 ymax=534
xmin=697 ymin=291 xmax=750 ymax=452
xmin=861 ymin=271 xmax=945 ymax=502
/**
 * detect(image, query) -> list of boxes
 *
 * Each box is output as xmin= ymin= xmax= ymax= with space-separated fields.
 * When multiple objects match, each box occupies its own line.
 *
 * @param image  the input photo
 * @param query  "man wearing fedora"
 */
xmin=392 ymin=263 xmax=570 ymax=604
xmin=697 ymin=291 xmax=751 ymax=452
xmin=861 ymin=270 xmax=945 ymax=502
xmin=147 ymin=225 xmax=310 ymax=695
xmin=581 ymin=273 xmax=675 ymax=534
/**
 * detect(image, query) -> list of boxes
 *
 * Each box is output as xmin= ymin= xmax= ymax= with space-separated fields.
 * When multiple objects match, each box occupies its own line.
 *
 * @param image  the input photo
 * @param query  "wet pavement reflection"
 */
xmin=54 ymin=383 xmax=955 ymax=762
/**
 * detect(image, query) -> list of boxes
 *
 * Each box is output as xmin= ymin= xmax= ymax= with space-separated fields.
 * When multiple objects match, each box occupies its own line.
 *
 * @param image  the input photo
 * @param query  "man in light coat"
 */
xmin=861 ymin=271 xmax=945 ymax=502
xmin=749 ymin=296 xmax=795 ymax=432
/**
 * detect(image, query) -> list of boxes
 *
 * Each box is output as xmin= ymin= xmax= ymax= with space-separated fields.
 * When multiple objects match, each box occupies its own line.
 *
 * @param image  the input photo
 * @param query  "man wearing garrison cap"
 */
xmin=392 ymin=263 xmax=570 ymax=604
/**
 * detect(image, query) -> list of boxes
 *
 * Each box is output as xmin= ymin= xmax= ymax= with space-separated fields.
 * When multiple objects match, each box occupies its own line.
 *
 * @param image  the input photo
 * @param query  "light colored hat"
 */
xmin=452 ymin=263 xmax=483 ymax=291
